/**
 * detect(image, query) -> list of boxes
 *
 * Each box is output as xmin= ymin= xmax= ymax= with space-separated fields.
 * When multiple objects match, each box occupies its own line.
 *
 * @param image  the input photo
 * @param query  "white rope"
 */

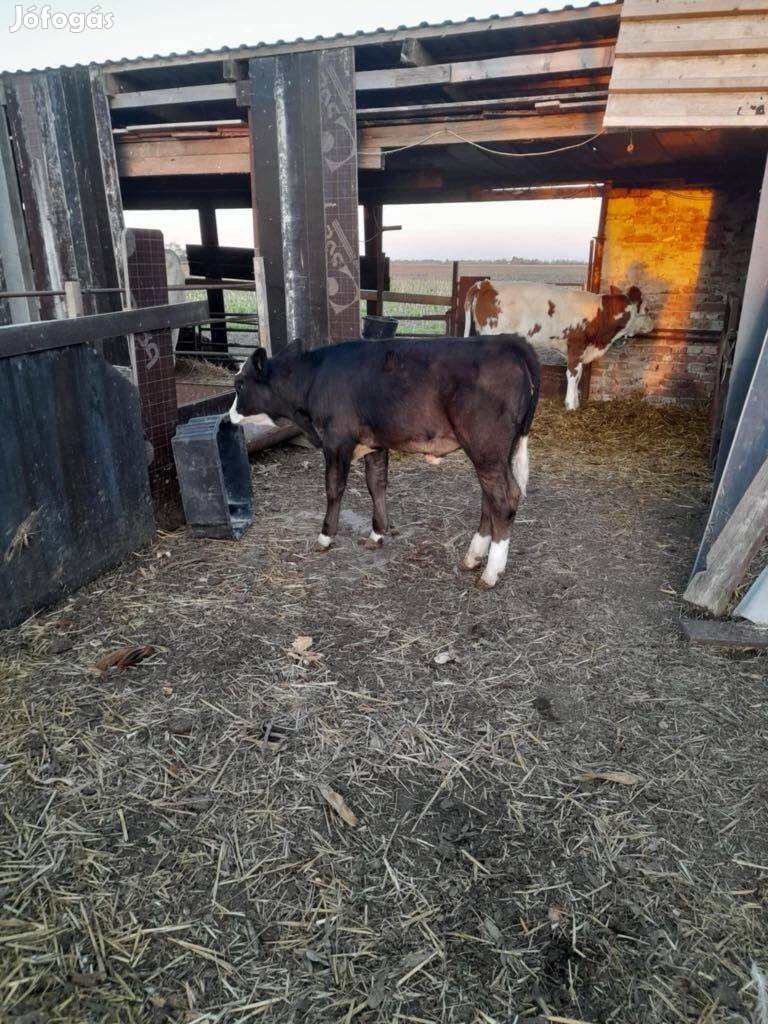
xmin=359 ymin=127 xmax=606 ymax=160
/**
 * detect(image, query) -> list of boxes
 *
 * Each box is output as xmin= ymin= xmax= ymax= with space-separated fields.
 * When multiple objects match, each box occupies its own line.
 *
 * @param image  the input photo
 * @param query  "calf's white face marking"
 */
xmin=462 ymin=532 xmax=491 ymax=570
xmin=229 ymin=395 xmax=244 ymax=424
xmin=480 ymin=539 xmax=510 ymax=588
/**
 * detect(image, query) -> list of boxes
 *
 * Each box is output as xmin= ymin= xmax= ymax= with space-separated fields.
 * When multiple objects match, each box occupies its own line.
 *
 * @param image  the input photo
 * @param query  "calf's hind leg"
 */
xmin=462 ymin=491 xmax=491 ymax=570
xmin=364 ymin=449 xmax=389 ymax=549
xmin=475 ymin=464 xmax=521 ymax=589
xmin=315 ymin=444 xmax=353 ymax=551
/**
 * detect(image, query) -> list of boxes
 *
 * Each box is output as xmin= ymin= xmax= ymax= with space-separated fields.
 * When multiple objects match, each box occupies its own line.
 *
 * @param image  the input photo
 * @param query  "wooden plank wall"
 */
xmin=605 ymin=0 xmax=768 ymax=128
xmin=0 ymin=107 xmax=36 ymax=326
xmin=248 ymin=48 xmax=360 ymax=352
xmin=1 ymin=67 xmax=127 ymax=358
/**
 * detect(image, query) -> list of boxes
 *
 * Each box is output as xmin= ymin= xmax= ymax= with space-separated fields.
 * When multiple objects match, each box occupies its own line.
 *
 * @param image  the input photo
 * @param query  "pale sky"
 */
xmin=1 ymin=0 xmax=600 ymax=260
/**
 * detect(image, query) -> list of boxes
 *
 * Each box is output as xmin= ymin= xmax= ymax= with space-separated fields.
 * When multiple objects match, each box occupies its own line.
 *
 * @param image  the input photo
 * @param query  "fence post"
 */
xmin=63 ymin=280 xmax=83 ymax=318
xmin=122 ymin=227 xmax=183 ymax=527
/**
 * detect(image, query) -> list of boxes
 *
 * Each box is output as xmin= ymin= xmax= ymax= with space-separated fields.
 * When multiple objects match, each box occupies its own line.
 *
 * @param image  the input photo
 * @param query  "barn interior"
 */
xmin=3 ymin=5 xmax=768 ymax=1020
xmin=73 ymin=1 xmax=768 ymax=411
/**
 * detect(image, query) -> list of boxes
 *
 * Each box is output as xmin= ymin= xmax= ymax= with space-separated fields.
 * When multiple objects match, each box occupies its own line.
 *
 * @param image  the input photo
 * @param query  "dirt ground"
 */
xmin=1 ymin=399 xmax=767 ymax=1024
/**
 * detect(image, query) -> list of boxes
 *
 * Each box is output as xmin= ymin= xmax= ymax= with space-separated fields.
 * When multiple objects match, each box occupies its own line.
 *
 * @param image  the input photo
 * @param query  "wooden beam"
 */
xmin=680 ymin=617 xmax=768 ymax=649
xmin=684 ymin=454 xmax=768 ymax=617
xmin=622 ymin=0 xmax=768 ymax=21
xmin=604 ymin=92 xmax=768 ymax=128
xmin=400 ymin=38 xmax=434 ymax=68
xmin=116 ymin=135 xmax=250 ymax=176
xmin=110 ymin=83 xmax=237 ymax=109
xmin=98 ymin=5 xmax=622 ymax=73
xmin=399 ymin=36 xmax=468 ymax=104
xmin=616 ymin=19 xmax=768 ymax=57
xmin=198 ymin=204 xmax=228 ymax=355
xmin=358 ymin=90 xmax=610 ymax=121
xmin=610 ymin=76 xmax=768 ymax=93
xmin=0 ymin=300 xmax=209 ymax=359
xmin=356 ymin=46 xmax=615 ymax=91
xmin=359 ymin=110 xmax=605 ymax=156
xmin=119 ymin=109 xmax=605 ymax=178
xmin=359 ymin=151 xmax=384 ymax=170
xmin=360 ymin=289 xmax=452 ymax=306
xmin=363 ymin=204 xmax=383 ymax=316
xmin=360 ymin=183 xmax=605 ymax=205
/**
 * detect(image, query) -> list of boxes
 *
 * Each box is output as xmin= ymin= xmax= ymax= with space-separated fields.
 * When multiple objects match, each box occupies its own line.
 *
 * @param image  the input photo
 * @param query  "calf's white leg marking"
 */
xmin=564 ymin=363 xmax=583 ymax=411
xmin=462 ymin=532 xmax=491 ymax=570
xmin=229 ymin=396 xmax=244 ymax=424
xmin=512 ymin=435 xmax=529 ymax=497
xmin=480 ymin=539 xmax=509 ymax=588
xmin=364 ymin=529 xmax=384 ymax=550
xmin=316 ymin=533 xmax=332 ymax=549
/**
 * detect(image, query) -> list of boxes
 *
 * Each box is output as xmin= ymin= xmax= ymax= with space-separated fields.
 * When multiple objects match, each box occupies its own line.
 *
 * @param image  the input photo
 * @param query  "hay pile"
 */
xmin=533 ymin=395 xmax=710 ymax=486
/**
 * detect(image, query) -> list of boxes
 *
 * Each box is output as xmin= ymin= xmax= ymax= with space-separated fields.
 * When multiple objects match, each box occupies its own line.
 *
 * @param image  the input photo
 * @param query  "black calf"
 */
xmin=230 ymin=336 xmax=540 ymax=588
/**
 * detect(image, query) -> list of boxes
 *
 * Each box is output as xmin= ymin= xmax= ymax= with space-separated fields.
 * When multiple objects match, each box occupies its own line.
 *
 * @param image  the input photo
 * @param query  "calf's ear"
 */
xmin=253 ymin=347 xmax=268 ymax=375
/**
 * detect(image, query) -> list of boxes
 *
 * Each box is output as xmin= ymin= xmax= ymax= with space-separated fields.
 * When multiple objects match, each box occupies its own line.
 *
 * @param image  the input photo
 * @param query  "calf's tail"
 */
xmin=511 ymin=343 xmax=541 ymax=499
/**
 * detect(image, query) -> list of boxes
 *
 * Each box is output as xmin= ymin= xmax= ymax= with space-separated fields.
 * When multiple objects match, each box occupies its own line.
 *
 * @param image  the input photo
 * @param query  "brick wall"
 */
xmin=591 ymin=185 xmax=758 ymax=405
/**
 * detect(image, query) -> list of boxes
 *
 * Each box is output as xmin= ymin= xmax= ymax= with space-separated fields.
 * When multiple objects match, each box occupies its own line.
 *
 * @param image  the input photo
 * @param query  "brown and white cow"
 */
xmin=464 ymin=280 xmax=653 ymax=410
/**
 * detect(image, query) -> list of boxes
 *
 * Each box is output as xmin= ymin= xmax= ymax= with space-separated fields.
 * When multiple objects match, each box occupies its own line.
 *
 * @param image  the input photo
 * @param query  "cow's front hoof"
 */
xmin=314 ymin=533 xmax=333 ymax=553
xmin=460 ymin=557 xmax=480 ymax=572
xmin=363 ymin=537 xmax=383 ymax=551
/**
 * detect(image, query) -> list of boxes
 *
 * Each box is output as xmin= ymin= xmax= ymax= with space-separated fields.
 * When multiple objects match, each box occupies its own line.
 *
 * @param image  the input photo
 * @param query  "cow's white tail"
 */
xmin=512 ymin=435 xmax=529 ymax=498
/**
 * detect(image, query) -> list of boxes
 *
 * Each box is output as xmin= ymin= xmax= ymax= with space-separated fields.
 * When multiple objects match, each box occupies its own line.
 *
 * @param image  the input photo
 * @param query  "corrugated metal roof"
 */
xmin=4 ymin=1 xmax=621 ymax=75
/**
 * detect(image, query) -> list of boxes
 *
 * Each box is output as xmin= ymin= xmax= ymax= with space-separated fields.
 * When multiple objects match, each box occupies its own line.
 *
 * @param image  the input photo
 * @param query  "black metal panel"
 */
xmin=0 ymin=346 xmax=154 ymax=629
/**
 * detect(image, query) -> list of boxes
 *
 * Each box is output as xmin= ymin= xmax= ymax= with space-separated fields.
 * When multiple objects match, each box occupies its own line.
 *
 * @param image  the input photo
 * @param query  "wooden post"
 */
xmin=198 ymin=204 xmax=228 ymax=357
xmin=448 ymin=260 xmax=460 ymax=335
xmin=364 ymin=204 xmax=384 ymax=317
xmin=63 ymin=280 xmax=84 ymax=318
xmin=248 ymin=49 xmax=360 ymax=352
xmin=122 ymin=227 xmax=181 ymax=526
xmin=684 ymin=453 xmax=768 ymax=617
xmin=581 ymin=184 xmax=611 ymax=404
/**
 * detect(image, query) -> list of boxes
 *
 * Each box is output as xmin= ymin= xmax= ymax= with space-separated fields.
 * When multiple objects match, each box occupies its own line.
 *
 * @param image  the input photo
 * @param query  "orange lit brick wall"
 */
xmin=592 ymin=186 xmax=758 ymax=405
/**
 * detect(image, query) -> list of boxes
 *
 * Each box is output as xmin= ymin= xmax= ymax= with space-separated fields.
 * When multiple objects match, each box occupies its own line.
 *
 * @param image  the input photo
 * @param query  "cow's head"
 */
xmin=623 ymin=285 xmax=653 ymax=338
xmin=229 ymin=339 xmax=304 ymax=424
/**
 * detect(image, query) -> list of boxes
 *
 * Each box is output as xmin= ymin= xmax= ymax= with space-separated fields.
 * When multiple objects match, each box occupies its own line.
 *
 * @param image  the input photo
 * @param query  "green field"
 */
xmin=379 ymin=276 xmax=449 ymax=335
